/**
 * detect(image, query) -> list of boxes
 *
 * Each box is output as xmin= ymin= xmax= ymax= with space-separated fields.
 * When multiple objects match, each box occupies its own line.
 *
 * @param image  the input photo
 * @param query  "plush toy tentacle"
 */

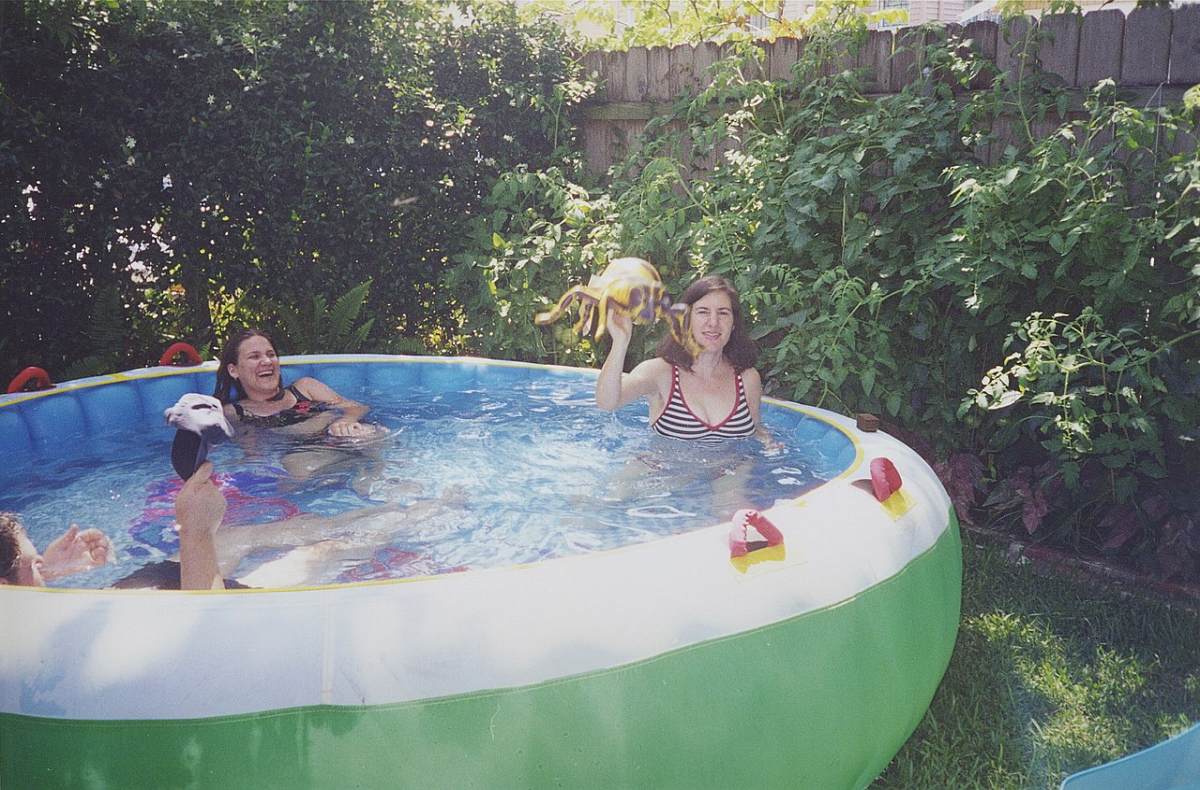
xmin=666 ymin=304 xmax=703 ymax=356
xmin=573 ymin=300 xmax=597 ymax=337
xmin=593 ymin=292 xmax=610 ymax=340
xmin=534 ymin=287 xmax=592 ymax=326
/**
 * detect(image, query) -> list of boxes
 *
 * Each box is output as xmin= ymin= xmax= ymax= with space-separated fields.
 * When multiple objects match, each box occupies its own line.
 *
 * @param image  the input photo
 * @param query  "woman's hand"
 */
xmin=328 ymin=419 xmax=378 ymax=439
xmin=607 ymin=312 xmax=633 ymax=349
xmin=176 ymin=461 xmax=227 ymax=540
xmin=40 ymin=525 xmax=112 ymax=581
xmin=759 ymin=431 xmax=786 ymax=456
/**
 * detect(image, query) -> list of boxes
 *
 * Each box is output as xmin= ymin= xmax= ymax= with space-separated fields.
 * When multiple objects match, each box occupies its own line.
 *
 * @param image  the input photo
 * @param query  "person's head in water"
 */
xmin=657 ymin=276 xmax=758 ymax=372
xmin=0 ymin=513 xmax=44 ymax=586
xmin=213 ymin=328 xmax=280 ymax=404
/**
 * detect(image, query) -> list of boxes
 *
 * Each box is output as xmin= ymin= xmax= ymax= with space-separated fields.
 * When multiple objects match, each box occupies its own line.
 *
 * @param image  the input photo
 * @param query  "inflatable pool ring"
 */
xmin=535 ymin=257 xmax=703 ymax=355
xmin=159 ymin=341 xmax=203 ymax=367
xmin=0 ymin=356 xmax=961 ymax=789
xmin=5 ymin=365 xmax=52 ymax=394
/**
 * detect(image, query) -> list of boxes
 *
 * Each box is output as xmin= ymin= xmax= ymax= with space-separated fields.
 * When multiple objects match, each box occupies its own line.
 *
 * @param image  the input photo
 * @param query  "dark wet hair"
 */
xmin=0 ymin=513 xmax=22 ymax=581
xmin=213 ymin=327 xmax=277 ymax=404
xmin=657 ymin=275 xmax=758 ymax=372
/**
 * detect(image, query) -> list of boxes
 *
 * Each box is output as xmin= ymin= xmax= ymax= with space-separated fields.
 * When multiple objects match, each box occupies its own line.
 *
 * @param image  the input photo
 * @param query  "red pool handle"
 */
xmin=159 ymin=342 xmax=203 ymax=366
xmin=729 ymin=510 xmax=783 ymax=558
xmin=6 ymin=366 xmax=54 ymax=394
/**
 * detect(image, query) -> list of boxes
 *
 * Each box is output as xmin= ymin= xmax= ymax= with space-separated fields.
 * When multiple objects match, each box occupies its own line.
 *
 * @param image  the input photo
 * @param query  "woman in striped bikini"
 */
xmin=595 ymin=275 xmax=776 ymax=449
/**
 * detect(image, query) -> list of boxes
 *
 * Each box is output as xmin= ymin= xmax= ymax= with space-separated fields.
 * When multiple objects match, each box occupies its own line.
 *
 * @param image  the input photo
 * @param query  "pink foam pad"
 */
xmin=870 ymin=457 xmax=902 ymax=502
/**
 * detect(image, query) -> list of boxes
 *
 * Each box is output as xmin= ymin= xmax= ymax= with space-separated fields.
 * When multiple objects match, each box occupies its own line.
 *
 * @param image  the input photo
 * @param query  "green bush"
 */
xmin=0 ymin=0 xmax=582 ymax=378
xmin=458 ymin=20 xmax=1199 ymax=579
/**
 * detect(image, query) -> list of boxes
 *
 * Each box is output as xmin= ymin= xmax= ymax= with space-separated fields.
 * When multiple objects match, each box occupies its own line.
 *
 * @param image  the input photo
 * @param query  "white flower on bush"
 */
xmin=125 ymin=136 xmax=136 ymax=149
xmin=345 ymin=135 xmax=355 ymax=144
xmin=162 ymin=174 xmax=173 ymax=190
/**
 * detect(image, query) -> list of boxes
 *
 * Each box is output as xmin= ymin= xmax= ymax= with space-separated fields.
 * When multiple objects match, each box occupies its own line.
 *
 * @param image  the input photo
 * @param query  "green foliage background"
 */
xmin=453 ymin=17 xmax=1200 ymax=580
xmin=1 ymin=0 xmax=583 ymax=371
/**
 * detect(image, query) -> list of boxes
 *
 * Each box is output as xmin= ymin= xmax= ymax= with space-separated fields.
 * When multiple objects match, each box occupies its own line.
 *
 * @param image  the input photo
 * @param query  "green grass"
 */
xmin=873 ymin=539 xmax=1200 ymax=789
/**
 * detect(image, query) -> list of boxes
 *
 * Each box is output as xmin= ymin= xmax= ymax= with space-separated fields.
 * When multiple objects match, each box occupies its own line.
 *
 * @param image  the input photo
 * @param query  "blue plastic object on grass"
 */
xmin=1060 ymin=721 xmax=1200 ymax=790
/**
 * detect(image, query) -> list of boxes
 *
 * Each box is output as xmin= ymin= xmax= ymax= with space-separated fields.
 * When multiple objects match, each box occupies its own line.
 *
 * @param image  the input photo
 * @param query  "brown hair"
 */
xmin=0 ymin=513 xmax=22 ymax=581
xmin=213 ymin=327 xmax=276 ymax=404
xmin=656 ymin=276 xmax=758 ymax=372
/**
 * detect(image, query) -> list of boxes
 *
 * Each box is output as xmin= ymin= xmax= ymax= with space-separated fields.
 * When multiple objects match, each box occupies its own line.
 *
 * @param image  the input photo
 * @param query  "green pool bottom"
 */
xmin=2 ymin=514 xmax=961 ymax=790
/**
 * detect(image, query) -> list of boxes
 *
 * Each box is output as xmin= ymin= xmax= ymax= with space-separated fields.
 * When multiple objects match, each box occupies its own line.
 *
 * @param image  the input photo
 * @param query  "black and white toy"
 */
xmin=164 ymin=393 xmax=235 ymax=480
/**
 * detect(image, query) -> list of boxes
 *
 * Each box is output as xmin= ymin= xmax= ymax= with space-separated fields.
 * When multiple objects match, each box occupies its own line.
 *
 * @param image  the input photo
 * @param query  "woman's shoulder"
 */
xmin=739 ymin=366 xmax=761 ymax=385
xmin=290 ymin=376 xmax=325 ymax=396
xmin=738 ymin=366 xmax=763 ymax=395
xmin=291 ymin=376 xmax=348 ymax=405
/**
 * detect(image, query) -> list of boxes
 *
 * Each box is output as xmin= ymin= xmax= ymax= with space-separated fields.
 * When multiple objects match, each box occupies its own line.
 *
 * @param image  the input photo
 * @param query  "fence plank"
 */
xmin=964 ymin=20 xmax=998 ymax=90
xmin=1038 ymin=14 xmax=1081 ymax=87
xmin=825 ymin=36 xmax=860 ymax=78
xmin=582 ymin=118 xmax=609 ymax=178
xmin=625 ymin=46 xmax=650 ymax=102
xmin=693 ymin=41 xmax=721 ymax=92
xmin=581 ymin=51 xmax=606 ymax=102
xmin=861 ymin=29 xmax=893 ymax=92
xmin=1121 ymin=7 xmax=1172 ymax=86
xmin=890 ymin=27 xmax=925 ymax=92
xmin=1077 ymin=9 xmax=1124 ymax=87
xmin=603 ymin=50 xmax=628 ymax=102
xmin=669 ymin=44 xmax=695 ymax=98
xmin=645 ymin=45 xmax=672 ymax=102
xmin=744 ymin=42 xmax=767 ymax=83
xmin=1169 ymin=5 xmax=1200 ymax=85
xmin=932 ymin=24 xmax=966 ymax=92
xmin=996 ymin=16 xmax=1035 ymax=86
xmin=768 ymin=37 xmax=801 ymax=82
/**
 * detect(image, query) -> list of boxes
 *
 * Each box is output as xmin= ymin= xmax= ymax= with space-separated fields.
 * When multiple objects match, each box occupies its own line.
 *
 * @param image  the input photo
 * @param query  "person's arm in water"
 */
xmin=292 ymin=377 xmax=375 ymax=438
xmin=595 ymin=313 xmax=669 ymax=412
xmin=211 ymin=491 xmax=466 ymax=574
xmin=176 ymin=462 xmax=228 ymax=591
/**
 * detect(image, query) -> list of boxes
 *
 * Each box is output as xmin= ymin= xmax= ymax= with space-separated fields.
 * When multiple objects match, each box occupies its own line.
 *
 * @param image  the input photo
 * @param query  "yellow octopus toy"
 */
xmin=535 ymin=257 xmax=703 ymax=356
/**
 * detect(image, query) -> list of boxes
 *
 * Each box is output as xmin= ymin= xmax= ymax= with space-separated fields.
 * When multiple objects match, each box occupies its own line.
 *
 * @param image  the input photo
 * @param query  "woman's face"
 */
xmin=228 ymin=335 xmax=280 ymax=397
xmin=690 ymin=289 xmax=735 ymax=353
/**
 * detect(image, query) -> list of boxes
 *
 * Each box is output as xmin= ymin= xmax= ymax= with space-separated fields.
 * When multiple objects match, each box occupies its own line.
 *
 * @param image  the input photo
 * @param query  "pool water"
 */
xmin=4 ymin=374 xmax=853 ymax=588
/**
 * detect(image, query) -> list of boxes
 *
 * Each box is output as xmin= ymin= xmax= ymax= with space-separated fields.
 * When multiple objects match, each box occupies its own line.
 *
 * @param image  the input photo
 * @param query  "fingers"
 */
xmin=329 ymin=421 xmax=372 ymax=438
xmin=61 ymin=524 xmax=80 ymax=541
xmin=182 ymin=461 xmax=215 ymax=492
xmin=86 ymin=534 xmax=111 ymax=565
xmin=192 ymin=461 xmax=214 ymax=484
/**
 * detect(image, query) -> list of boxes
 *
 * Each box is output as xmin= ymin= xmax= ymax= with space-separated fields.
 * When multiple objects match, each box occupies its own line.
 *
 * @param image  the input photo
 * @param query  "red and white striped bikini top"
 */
xmin=651 ymin=365 xmax=756 ymax=443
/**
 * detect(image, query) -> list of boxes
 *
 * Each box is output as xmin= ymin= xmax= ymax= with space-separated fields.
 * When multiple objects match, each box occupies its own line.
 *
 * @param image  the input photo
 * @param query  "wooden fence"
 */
xmin=578 ymin=6 xmax=1200 ymax=176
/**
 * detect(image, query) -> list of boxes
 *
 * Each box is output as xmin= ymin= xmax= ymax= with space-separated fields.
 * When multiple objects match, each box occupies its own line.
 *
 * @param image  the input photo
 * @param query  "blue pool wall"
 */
xmin=0 ymin=357 xmax=858 ymax=486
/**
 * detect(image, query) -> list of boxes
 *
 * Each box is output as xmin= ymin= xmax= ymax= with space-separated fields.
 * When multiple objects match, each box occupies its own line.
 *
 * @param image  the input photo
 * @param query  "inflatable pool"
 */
xmin=0 ymin=356 xmax=961 ymax=789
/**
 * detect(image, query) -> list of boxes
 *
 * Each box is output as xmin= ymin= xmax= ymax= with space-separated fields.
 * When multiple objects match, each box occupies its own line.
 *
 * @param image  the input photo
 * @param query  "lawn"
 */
xmin=875 ymin=537 xmax=1200 ymax=789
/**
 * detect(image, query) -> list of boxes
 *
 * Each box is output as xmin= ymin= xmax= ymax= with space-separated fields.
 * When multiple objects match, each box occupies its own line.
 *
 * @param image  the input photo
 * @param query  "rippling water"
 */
xmin=5 ymin=375 xmax=850 ymax=588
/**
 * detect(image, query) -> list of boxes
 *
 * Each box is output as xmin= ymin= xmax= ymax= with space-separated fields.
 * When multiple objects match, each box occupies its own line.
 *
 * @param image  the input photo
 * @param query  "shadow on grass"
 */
xmin=873 ymin=540 xmax=1200 ymax=790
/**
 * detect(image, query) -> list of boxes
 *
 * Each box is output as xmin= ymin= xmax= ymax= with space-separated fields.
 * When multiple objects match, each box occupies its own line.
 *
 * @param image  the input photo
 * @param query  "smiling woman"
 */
xmin=212 ymin=328 xmax=388 ymax=483
xmin=596 ymin=275 xmax=772 ymax=446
